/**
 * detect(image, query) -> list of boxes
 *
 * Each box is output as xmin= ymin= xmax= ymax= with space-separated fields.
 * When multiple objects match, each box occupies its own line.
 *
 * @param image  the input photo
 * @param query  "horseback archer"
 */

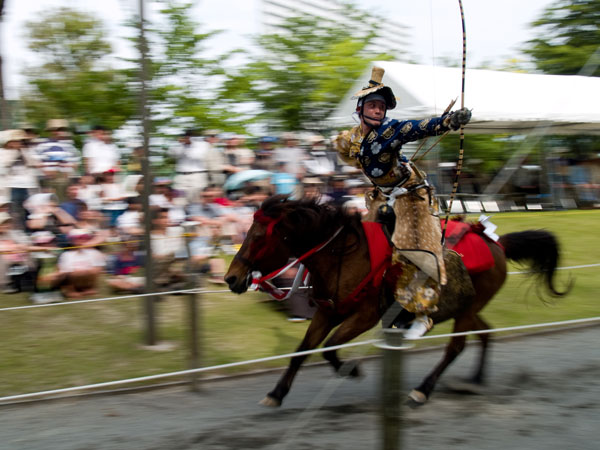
xmin=334 ymin=66 xmax=472 ymax=338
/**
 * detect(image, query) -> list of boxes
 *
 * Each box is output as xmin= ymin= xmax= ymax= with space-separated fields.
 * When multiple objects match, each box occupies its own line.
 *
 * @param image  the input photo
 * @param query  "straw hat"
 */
xmin=45 ymin=119 xmax=69 ymax=131
xmin=1 ymin=129 xmax=28 ymax=146
xmin=352 ymin=66 xmax=397 ymax=110
xmin=0 ymin=212 xmax=12 ymax=225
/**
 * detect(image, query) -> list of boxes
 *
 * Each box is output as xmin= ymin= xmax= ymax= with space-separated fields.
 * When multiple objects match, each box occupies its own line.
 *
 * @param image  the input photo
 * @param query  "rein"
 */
xmin=246 ymin=209 xmax=345 ymax=300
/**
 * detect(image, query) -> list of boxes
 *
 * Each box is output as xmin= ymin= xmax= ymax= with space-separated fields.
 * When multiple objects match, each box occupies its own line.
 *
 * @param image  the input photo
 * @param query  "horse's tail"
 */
xmin=498 ymin=230 xmax=572 ymax=298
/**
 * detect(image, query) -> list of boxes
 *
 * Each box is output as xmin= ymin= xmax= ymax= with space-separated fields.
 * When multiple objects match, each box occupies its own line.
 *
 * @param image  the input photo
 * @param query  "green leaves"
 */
xmin=219 ymin=14 xmax=391 ymax=131
xmin=22 ymin=7 xmax=134 ymax=131
xmin=523 ymin=0 xmax=600 ymax=76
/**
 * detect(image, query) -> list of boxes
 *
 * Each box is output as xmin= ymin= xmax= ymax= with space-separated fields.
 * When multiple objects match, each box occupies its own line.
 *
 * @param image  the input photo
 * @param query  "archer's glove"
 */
xmin=448 ymin=107 xmax=472 ymax=130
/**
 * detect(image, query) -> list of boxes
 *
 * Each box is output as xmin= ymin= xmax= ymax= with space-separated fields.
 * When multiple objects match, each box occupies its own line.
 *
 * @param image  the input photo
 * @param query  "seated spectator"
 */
xmin=76 ymin=174 xmax=103 ymax=211
xmin=107 ymin=238 xmax=144 ymax=293
xmin=59 ymin=181 xmax=87 ymax=221
xmin=25 ymin=192 xmax=77 ymax=246
xmin=116 ymin=197 xmax=144 ymax=236
xmin=77 ymin=209 xmax=110 ymax=248
xmin=29 ymin=231 xmax=63 ymax=304
xmin=43 ymin=229 xmax=106 ymax=299
xmin=150 ymin=177 xmax=186 ymax=225
xmin=99 ymin=169 xmax=129 ymax=227
xmin=0 ymin=212 xmax=36 ymax=293
xmin=151 ymin=208 xmax=186 ymax=288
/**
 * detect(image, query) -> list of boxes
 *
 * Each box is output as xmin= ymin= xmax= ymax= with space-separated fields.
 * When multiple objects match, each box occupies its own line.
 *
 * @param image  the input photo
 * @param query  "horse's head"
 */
xmin=225 ymin=197 xmax=293 ymax=294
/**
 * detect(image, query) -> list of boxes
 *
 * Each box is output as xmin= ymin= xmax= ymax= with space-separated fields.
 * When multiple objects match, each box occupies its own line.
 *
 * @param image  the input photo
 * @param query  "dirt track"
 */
xmin=1 ymin=326 xmax=598 ymax=450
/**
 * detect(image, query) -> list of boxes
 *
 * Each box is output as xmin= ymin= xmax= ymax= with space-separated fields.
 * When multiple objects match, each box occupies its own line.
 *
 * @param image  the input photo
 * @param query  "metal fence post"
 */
xmin=183 ymin=225 xmax=201 ymax=391
xmin=378 ymin=328 xmax=406 ymax=450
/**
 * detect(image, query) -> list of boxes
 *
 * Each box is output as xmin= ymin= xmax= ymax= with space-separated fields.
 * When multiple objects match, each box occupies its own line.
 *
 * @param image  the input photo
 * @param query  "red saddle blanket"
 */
xmin=441 ymin=220 xmax=496 ymax=274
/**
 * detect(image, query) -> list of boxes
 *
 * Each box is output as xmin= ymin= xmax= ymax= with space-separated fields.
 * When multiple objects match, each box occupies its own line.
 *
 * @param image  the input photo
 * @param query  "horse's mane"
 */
xmin=259 ymin=195 xmax=363 ymax=250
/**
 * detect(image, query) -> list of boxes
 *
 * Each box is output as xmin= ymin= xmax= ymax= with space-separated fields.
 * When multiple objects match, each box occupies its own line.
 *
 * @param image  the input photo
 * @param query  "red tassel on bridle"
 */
xmin=251 ymin=209 xmax=283 ymax=261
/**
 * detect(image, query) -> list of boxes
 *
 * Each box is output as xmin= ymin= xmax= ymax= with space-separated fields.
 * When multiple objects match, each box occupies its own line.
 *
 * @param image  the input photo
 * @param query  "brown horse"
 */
xmin=225 ymin=195 xmax=569 ymax=406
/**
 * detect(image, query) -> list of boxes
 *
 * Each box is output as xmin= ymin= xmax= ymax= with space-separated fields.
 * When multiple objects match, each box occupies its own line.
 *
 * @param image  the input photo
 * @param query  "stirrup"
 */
xmin=403 ymin=315 xmax=433 ymax=339
xmin=390 ymin=308 xmax=415 ymax=329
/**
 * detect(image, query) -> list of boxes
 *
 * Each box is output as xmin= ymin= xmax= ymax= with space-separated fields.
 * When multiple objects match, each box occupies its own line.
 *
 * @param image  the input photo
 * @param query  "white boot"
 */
xmin=403 ymin=315 xmax=433 ymax=339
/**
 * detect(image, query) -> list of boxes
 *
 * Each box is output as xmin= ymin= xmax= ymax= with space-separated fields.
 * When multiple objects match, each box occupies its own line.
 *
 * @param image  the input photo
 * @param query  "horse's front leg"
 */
xmin=261 ymin=308 xmax=337 ymax=407
xmin=322 ymin=307 xmax=381 ymax=378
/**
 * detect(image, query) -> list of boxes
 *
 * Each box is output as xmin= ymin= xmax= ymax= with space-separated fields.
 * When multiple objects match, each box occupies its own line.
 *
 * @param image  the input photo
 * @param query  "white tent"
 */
xmin=328 ymin=61 xmax=600 ymax=135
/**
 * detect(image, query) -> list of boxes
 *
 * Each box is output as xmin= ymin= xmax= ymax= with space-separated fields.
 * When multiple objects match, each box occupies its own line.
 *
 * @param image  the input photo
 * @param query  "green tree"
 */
xmin=220 ymin=14 xmax=392 ymax=132
xmin=523 ymin=0 xmax=600 ymax=76
xmin=125 ymin=0 xmax=233 ymax=135
xmin=21 ymin=7 xmax=135 ymax=131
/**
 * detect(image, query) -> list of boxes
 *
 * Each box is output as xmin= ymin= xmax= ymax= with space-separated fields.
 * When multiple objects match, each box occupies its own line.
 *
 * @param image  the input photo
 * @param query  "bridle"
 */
xmin=234 ymin=209 xmax=343 ymax=300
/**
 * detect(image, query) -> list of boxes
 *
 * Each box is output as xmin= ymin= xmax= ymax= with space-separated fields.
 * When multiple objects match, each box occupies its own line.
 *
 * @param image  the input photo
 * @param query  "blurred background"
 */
xmin=0 ymin=0 xmax=597 ymax=295
xmin=0 ymin=0 xmax=598 ymax=302
xmin=0 ymin=0 xmax=598 ymax=375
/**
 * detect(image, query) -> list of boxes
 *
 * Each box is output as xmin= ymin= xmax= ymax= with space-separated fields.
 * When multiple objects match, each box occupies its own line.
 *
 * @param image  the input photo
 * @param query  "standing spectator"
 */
xmin=326 ymin=175 xmax=350 ymax=206
xmin=203 ymin=130 xmax=227 ymax=187
xmin=169 ymin=130 xmax=209 ymax=202
xmin=35 ymin=119 xmax=80 ymax=200
xmin=125 ymin=146 xmax=143 ymax=174
xmin=82 ymin=125 xmax=121 ymax=178
xmin=223 ymin=134 xmax=254 ymax=173
xmin=271 ymin=161 xmax=299 ymax=197
xmin=303 ymin=134 xmax=336 ymax=176
xmin=301 ymin=177 xmax=331 ymax=203
xmin=253 ymin=136 xmax=278 ymax=171
xmin=0 ymin=129 xmax=40 ymax=226
xmin=273 ymin=132 xmax=306 ymax=178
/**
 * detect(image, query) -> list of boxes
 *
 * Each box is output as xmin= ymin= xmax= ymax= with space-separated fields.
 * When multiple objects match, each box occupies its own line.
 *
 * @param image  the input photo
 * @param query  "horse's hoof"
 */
xmin=338 ymin=363 xmax=361 ymax=378
xmin=407 ymin=389 xmax=427 ymax=406
xmin=259 ymin=395 xmax=281 ymax=407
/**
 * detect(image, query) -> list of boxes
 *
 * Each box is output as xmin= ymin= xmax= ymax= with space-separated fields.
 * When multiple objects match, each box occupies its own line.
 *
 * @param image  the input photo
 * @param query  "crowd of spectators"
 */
xmin=0 ymin=120 xmax=371 ymax=309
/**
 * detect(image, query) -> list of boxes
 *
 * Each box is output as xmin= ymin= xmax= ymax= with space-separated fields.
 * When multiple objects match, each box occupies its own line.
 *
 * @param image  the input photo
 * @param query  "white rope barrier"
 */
xmin=0 ymin=262 xmax=598 ymax=313
xmin=507 ymin=262 xmax=600 ymax=275
xmin=0 ymin=315 xmax=598 ymax=404
xmin=0 ymin=339 xmax=380 ymax=404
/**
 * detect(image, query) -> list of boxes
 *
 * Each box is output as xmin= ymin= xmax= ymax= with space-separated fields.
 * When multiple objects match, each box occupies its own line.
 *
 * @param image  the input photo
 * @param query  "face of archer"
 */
xmin=363 ymin=99 xmax=386 ymax=123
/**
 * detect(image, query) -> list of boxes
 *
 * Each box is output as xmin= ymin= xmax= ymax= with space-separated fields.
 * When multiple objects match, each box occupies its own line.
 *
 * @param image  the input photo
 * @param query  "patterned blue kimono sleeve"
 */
xmin=392 ymin=116 xmax=450 ymax=146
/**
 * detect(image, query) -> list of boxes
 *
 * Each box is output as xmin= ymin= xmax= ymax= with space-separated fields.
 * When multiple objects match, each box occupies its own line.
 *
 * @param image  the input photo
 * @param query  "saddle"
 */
xmin=440 ymin=219 xmax=496 ymax=274
xmin=374 ymin=205 xmax=496 ymax=275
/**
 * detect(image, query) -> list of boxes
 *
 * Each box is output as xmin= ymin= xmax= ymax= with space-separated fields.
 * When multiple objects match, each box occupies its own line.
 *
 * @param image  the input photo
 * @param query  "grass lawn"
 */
xmin=0 ymin=209 xmax=598 ymax=398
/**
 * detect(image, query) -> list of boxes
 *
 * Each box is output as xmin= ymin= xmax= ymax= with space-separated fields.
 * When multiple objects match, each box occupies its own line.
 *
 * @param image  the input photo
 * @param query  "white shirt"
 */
xmin=58 ymin=248 xmax=106 ymax=273
xmin=168 ymin=138 xmax=208 ymax=173
xmin=151 ymin=226 xmax=185 ymax=257
xmin=0 ymin=148 xmax=40 ymax=189
xmin=116 ymin=210 xmax=141 ymax=231
xmin=273 ymin=146 xmax=306 ymax=176
xmin=82 ymin=138 xmax=121 ymax=174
